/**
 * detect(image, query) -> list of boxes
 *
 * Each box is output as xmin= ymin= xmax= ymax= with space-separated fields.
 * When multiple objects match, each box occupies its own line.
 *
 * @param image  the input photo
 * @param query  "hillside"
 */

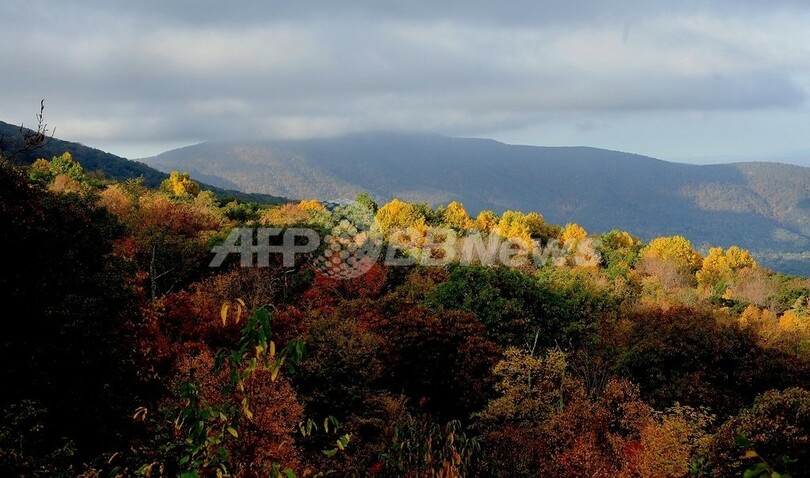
xmin=144 ymin=132 xmax=810 ymax=275
xmin=0 ymin=121 xmax=286 ymax=204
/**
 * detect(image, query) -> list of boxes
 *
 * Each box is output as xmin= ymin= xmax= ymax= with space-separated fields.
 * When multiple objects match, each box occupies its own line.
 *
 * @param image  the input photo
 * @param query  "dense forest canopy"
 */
xmin=2 ymin=150 xmax=810 ymax=477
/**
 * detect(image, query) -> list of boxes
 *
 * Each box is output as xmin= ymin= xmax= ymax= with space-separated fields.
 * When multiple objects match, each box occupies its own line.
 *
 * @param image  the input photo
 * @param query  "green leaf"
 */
xmin=736 ymin=434 xmax=752 ymax=448
xmin=227 ymin=426 xmax=239 ymax=437
xmin=744 ymin=463 xmax=769 ymax=478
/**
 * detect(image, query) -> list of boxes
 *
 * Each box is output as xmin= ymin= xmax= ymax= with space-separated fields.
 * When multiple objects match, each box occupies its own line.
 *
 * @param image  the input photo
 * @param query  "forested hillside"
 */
xmin=3 ymin=152 xmax=810 ymax=477
xmin=0 ymin=121 xmax=287 ymax=205
xmin=146 ymin=133 xmax=810 ymax=275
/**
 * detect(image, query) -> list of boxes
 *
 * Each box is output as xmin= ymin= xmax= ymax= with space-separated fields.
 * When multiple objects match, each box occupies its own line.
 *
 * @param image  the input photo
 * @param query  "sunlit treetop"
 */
xmin=475 ymin=210 xmax=499 ymax=232
xmin=374 ymin=198 xmax=428 ymax=237
xmin=160 ymin=171 xmax=200 ymax=197
xmin=641 ymin=235 xmax=703 ymax=273
xmin=441 ymin=201 xmax=474 ymax=231
xmin=696 ymin=245 xmax=757 ymax=289
xmin=560 ymin=223 xmax=587 ymax=245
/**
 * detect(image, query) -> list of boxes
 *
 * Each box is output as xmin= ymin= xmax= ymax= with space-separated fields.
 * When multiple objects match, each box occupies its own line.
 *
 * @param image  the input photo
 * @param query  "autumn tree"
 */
xmin=696 ymin=245 xmax=757 ymax=293
xmin=597 ymin=229 xmax=642 ymax=278
xmin=441 ymin=201 xmax=474 ymax=231
xmin=160 ymin=171 xmax=200 ymax=197
xmin=560 ymin=223 xmax=587 ymax=245
xmin=28 ymin=151 xmax=90 ymax=193
xmin=640 ymin=235 xmax=703 ymax=274
xmin=475 ymin=210 xmax=499 ymax=232
xmin=495 ymin=211 xmax=533 ymax=248
xmin=374 ymin=198 xmax=428 ymax=238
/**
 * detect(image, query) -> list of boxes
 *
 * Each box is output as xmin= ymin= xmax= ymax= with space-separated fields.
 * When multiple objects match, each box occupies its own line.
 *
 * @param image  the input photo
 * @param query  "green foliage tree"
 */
xmin=427 ymin=264 xmax=561 ymax=347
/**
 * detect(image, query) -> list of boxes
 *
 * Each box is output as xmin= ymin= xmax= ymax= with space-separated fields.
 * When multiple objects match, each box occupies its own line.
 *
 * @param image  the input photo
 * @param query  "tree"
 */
xmin=355 ymin=192 xmax=378 ymax=213
xmin=475 ymin=210 xmax=499 ymax=232
xmin=160 ymin=171 xmax=200 ymax=197
xmin=427 ymin=265 xmax=561 ymax=347
xmin=441 ymin=201 xmax=474 ymax=231
xmin=374 ymin=198 xmax=427 ymax=238
xmin=640 ymin=235 xmax=703 ymax=275
xmin=28 ymin=151 xmax=89 ymax=191
xmin=706 ymin=387 xmax=810 ymax=478
xmin=697 ymin=245 xmax=757 ymax=292
xmin=560 ymin=223 xmax=587 ymax=245
xmin=0 ymin=163 xmax=142 ymax=475
xmin=495 ymin=211 xmax=533 ymax=248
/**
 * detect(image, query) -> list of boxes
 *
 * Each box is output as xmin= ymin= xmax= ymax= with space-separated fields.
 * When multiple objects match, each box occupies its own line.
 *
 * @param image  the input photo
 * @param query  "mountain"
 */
xmin=0 ymin=121 xmax=286 ymax=204
xmin=144 ymin=132 xmax=810 ymax=275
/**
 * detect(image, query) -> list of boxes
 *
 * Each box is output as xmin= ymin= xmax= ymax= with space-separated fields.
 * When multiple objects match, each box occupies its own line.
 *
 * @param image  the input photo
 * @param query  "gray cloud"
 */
xmin=1 ymin=0 xmax=808 ymax=158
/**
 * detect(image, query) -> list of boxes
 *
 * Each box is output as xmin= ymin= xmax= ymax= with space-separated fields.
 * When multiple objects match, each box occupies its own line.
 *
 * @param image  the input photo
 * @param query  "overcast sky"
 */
xmin=1 ymin=1 xmax=809 ymax=163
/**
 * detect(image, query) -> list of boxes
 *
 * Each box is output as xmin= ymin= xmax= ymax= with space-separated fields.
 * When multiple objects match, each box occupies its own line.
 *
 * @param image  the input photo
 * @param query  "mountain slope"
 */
xmin=145 ymin=132 xmax=810 ymax=274
xmin=0 ymin=121 xmax=286 ymax=204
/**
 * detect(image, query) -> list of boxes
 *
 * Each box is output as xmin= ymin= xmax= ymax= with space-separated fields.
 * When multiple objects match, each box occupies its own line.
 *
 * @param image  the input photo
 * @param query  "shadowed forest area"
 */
xmin=2 ymin=147 xmax=810 ymax=477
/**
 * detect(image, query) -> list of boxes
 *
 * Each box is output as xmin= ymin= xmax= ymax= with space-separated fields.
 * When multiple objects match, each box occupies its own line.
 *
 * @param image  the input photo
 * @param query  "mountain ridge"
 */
xmin=143 ymin=132 xmax=810 ymax=275
xmin=0 ymin=120 xmax=286 ymax=204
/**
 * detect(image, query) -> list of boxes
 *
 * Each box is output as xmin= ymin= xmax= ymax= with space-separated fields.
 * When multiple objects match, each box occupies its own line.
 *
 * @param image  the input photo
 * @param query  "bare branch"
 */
xmin=0 ymin=99 xmax=55 ymax=165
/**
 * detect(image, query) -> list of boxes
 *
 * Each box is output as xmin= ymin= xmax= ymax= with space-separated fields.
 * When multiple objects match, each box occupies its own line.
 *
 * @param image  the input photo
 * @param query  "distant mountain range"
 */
xmin=143 ymin=132 xmax=810 ymax=275
xmin=0 ymin=121 xmax=285 ymax=204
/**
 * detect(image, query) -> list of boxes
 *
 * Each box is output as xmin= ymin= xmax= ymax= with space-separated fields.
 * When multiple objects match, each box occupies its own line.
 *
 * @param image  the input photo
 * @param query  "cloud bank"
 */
xmin=1 ymin=1 xmax=808 ymax=160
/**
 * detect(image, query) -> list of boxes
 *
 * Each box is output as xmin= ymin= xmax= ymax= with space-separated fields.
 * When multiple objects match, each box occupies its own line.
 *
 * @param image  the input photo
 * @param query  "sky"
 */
xmin=1 ymin=1 xmax=809 ymax=163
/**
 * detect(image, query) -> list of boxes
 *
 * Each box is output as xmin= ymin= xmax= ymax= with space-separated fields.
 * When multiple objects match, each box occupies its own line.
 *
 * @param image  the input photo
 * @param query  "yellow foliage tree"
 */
xmin=374 ymin=198 xmax=427 ymax=237
xmin=779 ymin=309 xmax=809 ymax=334
xmin=475 ymin=210 xmax=499 ymax=232
xmin=297 ymin=199 xmax=326 ymax=212
xmin=696 ymin=246 xmax=757 ymax=290
xmin=560 ymin=223 xmax=587 ymax=245
xmin=495 ymin=211 xmax=533 ymax=248
xmin=160 ymin=171 xmax=201 ymax=197
xmin=261 ymin=204 xmax=312 ymax=227
xmin=628 ymin=405 xmax=712 ymax=478
xmin=640 ymin=235 xmax=703 ymax=274
xmin=725 ymin=246 xmax=757 ymax=269
xmin=441 ymin=201 xmax=474 ymax=231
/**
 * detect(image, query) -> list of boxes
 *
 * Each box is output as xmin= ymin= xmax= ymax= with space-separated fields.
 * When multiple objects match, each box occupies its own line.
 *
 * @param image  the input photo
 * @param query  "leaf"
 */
xmin=741 ymin=450 xmax=760 ymax=460
xmin=227 ymin=426 xmax=239 ymax=438
xmin=220 ymin=302 xmax=230 ymax=326
xmin=234 ymin=300 xmax=244 ymax=324
xmin=744 ymin=463 xmax=770 ymax=478
xmin=271 ymin=357 xmax=286 ymax=382
xmin=736 ymin=434 xmax=753 ymax=448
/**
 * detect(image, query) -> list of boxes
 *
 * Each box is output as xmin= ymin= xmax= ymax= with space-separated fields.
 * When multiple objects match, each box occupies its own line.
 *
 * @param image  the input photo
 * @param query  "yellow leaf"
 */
xmin=270 ymin=357 xmax=286 ymax=382
xmin=740 ymin=450 xmax=759 ymax=459
xmin=220 ymin=302 xmax=230 ymax=326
